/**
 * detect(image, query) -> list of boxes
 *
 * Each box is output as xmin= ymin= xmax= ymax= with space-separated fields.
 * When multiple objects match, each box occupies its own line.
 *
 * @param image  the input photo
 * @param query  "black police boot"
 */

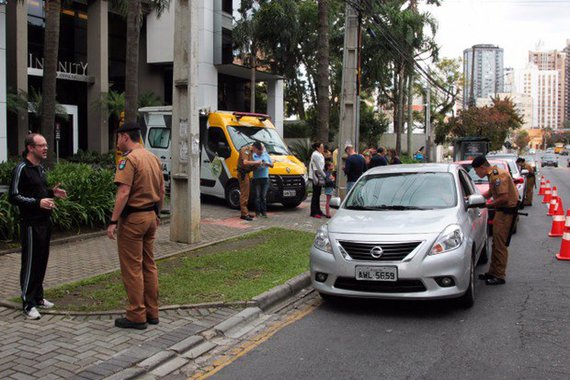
xmin=115 ymin=317 xmax=147 ymax=330
xmin=485 ymin=277 xmax=506 ymax=286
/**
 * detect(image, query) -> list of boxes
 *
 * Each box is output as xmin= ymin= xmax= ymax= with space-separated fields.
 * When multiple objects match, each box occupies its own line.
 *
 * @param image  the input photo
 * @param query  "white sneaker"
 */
xmin=24 ymin=307 xmax=41 ymax=320
xmin=38 ymin=299 xmax=54 ymax=309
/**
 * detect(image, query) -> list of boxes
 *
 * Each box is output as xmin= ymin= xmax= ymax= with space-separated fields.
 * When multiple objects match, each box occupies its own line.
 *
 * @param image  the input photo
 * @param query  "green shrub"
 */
xmin=289 ymin=140 xmax=313 ymax=167
xmin=284 ymin=121 xmax=312 ymax=138
xmin=66 ymin=150 xmax=115 ymax=169
xmin=0 ymin=162 xmax=116 ymax=241
xmin=0 ymin=160 xmax=18 ymax=185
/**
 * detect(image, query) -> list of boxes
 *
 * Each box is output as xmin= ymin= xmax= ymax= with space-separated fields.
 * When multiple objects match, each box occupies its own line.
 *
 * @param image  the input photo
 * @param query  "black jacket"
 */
xmin=9 ymin=159 xmax=53 ymax=223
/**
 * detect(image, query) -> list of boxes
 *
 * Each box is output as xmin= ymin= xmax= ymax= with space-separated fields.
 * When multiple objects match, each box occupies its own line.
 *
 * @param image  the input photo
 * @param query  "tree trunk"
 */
xmin=407 ymin=71 xmax=414 ymax=155
xmin=316 ymin=0 xmax=330 ymax=144
xmin=41 ymin=0 xmax=61 ymax=164
xmin=250 ymin=46 xmax=256 ymax=112
xmin=295 ymin=76 xmax=306 ymax=120
xmin=396 ymin=66 xmax=405 ymax=155
xmin=125 ymin=0 xmax=142 ymax=124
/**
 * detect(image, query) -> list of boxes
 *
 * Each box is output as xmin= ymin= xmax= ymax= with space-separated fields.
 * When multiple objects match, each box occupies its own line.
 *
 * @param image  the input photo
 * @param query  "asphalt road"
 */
xmin=210 ymin=160 xmax=570 ymax=380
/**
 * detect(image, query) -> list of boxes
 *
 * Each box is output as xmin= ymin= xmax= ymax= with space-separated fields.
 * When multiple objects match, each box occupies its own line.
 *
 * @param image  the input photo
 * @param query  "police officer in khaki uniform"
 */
xmin=516 ymin=157 xmax=535 ymax=206
xmin=472 ymin=156 xmax=519 ymax=285
xmin=237 ymin=144 xmax=262 ymax=221
xmin=107 ymin=122 xmax=165 ymax=329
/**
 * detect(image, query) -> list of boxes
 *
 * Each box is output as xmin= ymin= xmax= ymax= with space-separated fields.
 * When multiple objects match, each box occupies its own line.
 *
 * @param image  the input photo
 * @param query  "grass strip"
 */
xmin=36 ymin=228 xmax=314 ymax=312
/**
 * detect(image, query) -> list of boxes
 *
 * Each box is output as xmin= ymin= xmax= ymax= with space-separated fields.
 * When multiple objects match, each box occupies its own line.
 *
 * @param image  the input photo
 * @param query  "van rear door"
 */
xmin=144 ymin=113 xmax=171 ymax=183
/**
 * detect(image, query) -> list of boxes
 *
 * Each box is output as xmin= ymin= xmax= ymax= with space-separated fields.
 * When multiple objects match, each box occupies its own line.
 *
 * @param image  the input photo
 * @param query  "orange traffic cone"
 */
xmin=548 ymin=197 xmax=558 ymax=216
xmin=556 ymin=198 xmax=565 ymax=216
xmin=543 ymin=188 xmax=552 ymax=204
xmin=556 ymin=212 xmax=570 ymax=260
xmin=538 ymin=179 xmax=546 ymax=195
xmin=549 ymin=213 xmax=565 ymax=237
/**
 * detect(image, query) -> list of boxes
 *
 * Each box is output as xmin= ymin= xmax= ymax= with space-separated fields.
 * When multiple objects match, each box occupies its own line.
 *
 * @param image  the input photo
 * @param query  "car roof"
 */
xmin=364 ymin=163 xmax=456 ymax=175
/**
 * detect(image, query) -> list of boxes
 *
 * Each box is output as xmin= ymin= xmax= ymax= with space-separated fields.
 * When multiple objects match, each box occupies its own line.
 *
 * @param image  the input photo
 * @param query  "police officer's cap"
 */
xmin=118 ymin=122 xmax=141 ymax=133
xmin=471 ymin=155 xmax=489 ymax=168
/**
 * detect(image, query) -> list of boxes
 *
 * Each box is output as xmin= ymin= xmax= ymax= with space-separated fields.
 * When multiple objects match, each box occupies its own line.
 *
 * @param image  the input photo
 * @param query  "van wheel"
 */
xmin=225 ymin=181 xmax=241 ymax=209
xmin=282 ymin=200 xmax=303 ymax=209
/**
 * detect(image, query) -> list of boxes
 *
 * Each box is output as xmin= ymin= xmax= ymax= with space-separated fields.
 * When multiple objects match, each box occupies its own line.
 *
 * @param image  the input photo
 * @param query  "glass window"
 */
xmin=344 ymin=172 xmax=457 ymax=210
xmin=147 ymin=128 xmax=170 ymax=149
xmin=460 ymin=163 xmax=488 ymax=184
xmin=227 ymin=126 xmax=290 ymax=155
xmin=208 ymin=127 xmax=229 ymax=153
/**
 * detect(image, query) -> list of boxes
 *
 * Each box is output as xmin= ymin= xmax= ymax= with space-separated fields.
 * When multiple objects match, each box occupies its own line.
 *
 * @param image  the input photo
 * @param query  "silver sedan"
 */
xmin=310 ymin=164 xmax=488 ymax=308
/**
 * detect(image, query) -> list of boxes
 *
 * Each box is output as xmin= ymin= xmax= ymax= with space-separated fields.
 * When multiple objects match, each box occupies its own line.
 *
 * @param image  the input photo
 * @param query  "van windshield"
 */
xmin=227 ymin=126 xmax=291 ymax=155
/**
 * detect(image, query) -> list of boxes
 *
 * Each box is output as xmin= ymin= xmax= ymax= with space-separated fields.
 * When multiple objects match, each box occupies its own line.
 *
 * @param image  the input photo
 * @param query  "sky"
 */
xmin=420 ymin=0 xmax=570 ymax=69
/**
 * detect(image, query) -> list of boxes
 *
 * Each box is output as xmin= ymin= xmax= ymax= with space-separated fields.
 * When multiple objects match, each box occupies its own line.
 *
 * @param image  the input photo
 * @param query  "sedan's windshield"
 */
xmin=344 ymin=172 xmax=457 ymax=210
xmin=543 ymin=154 xmax=556 ymax=160
xmin=227 ymin=126 xmax=290 ymax=155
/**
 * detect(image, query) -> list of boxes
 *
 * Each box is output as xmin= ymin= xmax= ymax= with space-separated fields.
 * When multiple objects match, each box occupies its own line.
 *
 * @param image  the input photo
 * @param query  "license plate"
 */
xmin=355 ymin=266 xmax=398 ymax=282
xmin=283 ymin=190 xmax=296 ymax=197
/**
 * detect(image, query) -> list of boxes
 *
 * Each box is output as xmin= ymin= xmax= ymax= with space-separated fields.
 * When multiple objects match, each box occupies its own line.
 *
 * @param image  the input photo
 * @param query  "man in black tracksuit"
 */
xmin=9 ymin=133 xmax=67 ymax=320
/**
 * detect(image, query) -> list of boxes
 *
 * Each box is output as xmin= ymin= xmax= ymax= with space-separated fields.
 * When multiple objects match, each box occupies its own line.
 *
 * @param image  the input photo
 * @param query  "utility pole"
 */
xmin=170 ymin=0 xmax=200 ymax=243
xmin=0 ymin=0 xmax=6 ymax=162
xmin=337 ymin=0 xmax=360 ymax=198
xmin=425 ymin=79 xmax=431 ymax=162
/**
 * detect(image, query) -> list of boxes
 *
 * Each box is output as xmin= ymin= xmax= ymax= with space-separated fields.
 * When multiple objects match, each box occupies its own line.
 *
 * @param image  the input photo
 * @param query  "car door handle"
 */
xmin=160 ymin=156 xmax=166 ymax=159
xmin=203 ymin=160 xmax=211 ymax=163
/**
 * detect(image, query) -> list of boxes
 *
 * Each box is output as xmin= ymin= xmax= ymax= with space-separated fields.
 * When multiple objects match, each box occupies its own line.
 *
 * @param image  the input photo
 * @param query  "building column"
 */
xmin=7 ymin=0 xmax=28 ymax=154
xmin=267 ymin=79 xmax=284 ymax=136
xmin=87 ymin=0 xmax=109 ymax=153
xmin=0 ymin=1 xmax=6 ymax=162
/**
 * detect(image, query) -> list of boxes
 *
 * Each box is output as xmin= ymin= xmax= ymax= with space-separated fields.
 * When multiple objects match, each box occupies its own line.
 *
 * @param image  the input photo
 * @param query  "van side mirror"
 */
xmin=520 ymin=169 xmax=529 ymax=176
xmin=217 ymin=142 xmax=231 ymax=158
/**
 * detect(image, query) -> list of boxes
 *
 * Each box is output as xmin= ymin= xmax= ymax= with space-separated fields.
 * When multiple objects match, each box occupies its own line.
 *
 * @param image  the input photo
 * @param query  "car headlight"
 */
xmin=313 ymin=225 xmax=332 ymax=254
xmin=430 ymin=225 xmax=463 ymax=255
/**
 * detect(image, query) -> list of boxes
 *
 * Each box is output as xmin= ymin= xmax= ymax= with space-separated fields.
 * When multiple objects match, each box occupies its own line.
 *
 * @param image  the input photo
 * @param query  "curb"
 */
xmin=96 ymin=271 xmax=312 ymax=379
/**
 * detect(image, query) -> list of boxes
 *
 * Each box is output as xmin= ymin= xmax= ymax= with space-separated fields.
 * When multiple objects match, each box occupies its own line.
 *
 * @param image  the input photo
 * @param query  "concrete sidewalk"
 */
xmin=0 ymin=197 xmax=326 ymax=379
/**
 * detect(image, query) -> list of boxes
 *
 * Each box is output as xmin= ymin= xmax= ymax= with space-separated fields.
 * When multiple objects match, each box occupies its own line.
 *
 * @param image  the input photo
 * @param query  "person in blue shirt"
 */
xmin=252 ymin=142 xmax=273 ymax=218
xmin=343 ymin=145 xmax=367 ymax=193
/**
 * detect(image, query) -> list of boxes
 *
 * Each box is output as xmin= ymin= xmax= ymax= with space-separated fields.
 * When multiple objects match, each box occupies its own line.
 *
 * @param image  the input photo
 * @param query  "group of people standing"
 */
xmin=308 ymin=143 xmax=402 ymax=218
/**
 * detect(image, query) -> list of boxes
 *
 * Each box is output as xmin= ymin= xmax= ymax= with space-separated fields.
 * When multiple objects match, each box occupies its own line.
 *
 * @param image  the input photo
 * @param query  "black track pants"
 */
xmin=20 ymin=221 xmax=52 ymax=311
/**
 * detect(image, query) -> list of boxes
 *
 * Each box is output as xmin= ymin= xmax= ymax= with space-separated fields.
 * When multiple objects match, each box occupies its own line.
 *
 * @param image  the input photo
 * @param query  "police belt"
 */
xmin=496 ymin=207 xmax=517 ymax=215
xmin=121 ymin=204 xmax=158 ymax=218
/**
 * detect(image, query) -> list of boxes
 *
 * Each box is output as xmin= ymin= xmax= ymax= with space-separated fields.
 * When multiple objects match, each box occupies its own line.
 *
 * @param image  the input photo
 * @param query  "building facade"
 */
xmin=563 ymin=40 xmax=570 ymax=125
xmin=4 ymin=0 xmax=283 ymax=159
xmin=515 ymin=63 xmax=559 ymax=130
xmin=528 ymin=49 xmax=566 ymax=129
xmin=463 ymin=44 xmax=504 ymax=108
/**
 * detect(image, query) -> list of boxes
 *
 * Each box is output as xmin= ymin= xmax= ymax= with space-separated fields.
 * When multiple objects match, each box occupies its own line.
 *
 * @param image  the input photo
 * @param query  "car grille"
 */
xmin=337 ymin=241 xmax=422 ymax=261
xmin=269 ymin=175 xmax=304 ymax=189
xmin=334 ymin=278 xmax=426 ymax=293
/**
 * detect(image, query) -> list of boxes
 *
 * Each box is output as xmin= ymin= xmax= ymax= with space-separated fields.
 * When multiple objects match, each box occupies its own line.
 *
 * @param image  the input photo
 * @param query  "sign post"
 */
xmin=55 ymin=122 xmax=60 ymax=163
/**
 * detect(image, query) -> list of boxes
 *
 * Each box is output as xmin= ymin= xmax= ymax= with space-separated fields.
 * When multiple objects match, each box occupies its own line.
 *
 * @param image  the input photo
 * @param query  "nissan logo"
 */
xmin=370 ymin=246 xmax=384 ymax=259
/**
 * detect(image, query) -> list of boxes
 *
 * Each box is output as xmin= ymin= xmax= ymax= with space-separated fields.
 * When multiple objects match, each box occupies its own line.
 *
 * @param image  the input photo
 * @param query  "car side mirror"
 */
xmin=521 ymin=169 xmax=529 ymax=176
xmin=217 ymin=142 xmax=231 ymax=158
xmin=330 ymin=197 xmax=341 ymax=209
xmin=467 ymin=194 xmax=486 ymax=209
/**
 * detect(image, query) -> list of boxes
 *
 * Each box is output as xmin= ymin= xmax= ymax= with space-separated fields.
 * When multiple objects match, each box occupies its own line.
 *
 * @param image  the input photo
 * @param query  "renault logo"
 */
xmin=370 ymin=246 xmax=384 ymax=259
xmin=286 ymin=167 xmax=291 ymax=173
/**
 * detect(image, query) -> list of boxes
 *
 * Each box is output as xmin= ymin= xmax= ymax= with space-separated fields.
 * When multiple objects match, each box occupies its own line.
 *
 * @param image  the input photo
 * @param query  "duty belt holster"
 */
xmin=121 ymin=203 xmax=159 ymax=218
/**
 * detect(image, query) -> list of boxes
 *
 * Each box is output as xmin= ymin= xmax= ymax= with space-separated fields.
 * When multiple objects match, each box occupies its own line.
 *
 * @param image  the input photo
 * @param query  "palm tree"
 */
xmin=316 ymin=0 xmax=330 ymax=143
xmin=110 ymin=0 xmax=170 ymax=124
xmin=40 ymin=0 xmax=62 ymax=163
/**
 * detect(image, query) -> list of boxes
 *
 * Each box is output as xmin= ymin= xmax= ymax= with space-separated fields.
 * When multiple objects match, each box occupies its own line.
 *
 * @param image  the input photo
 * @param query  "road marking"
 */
xmin=190 ymin=302 xmax=318 ymax=380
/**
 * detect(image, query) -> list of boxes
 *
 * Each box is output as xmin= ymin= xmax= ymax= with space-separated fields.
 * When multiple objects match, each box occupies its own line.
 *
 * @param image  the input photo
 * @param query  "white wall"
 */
xmin=146 ymin=2 xmax=174 ymax=64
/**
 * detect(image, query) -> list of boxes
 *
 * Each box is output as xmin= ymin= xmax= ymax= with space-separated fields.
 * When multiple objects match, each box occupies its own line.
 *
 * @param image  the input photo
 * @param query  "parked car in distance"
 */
xmin=541 ymin=154 xmax=558 ymax=167
xmin=310 ymin=164 xmax=488 ymax=308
